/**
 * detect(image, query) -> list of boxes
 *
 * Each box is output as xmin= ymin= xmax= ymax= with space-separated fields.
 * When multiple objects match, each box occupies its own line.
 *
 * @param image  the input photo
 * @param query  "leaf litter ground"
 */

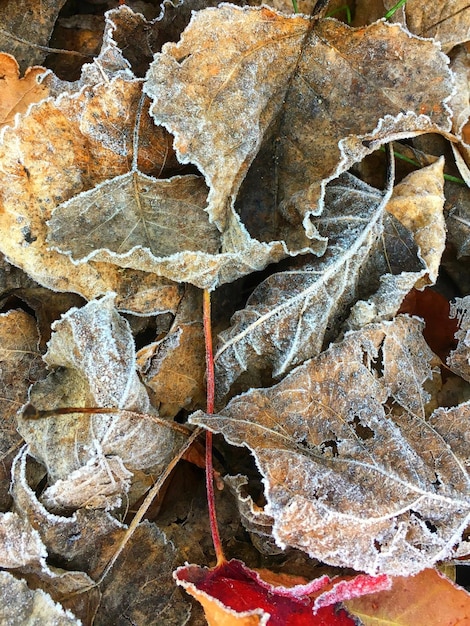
xmin=0 ymin=1 xmax=470 ymax=624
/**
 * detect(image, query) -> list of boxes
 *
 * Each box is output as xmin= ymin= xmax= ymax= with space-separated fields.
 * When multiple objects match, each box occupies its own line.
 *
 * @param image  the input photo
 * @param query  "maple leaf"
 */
xmin=192 ymin=316 xmax=470 ymax=575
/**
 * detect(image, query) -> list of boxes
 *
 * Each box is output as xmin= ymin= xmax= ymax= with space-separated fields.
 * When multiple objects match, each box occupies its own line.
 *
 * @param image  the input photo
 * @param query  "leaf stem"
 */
xmin=203 ymin=289 xmax=225 ymax=566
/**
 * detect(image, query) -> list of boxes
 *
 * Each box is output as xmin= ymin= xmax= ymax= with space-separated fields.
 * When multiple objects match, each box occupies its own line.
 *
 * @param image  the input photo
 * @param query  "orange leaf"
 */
xmin=345 ymin=568 xmax=470 ymax=626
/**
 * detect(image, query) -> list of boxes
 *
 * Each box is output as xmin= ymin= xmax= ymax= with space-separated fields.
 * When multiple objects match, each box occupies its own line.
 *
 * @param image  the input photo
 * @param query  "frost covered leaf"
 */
xmin=0 ymin=67 xmax=181 ymax=313
xmin=448 ymin=296 xmax=470 ymax=381
xmin=146 ymin=6 xmax=453 ymax=233
xmin=385 ymin=158 xmax=446 ymax=287
xmin=40 ymin=456 xmax=133 ymax=513
xmin=96 ymin=521 xmax=191 ymax=626
xmin=175 ymin=559 xmax=388 ymax=626
xmin=11 ymin=447 xmax=123 ymax=577
xmin=0 ymin=571 xmax=80 ymax=626
xmin=137 ymin=286 xmax=206 ymax=417
xmin=0 ymin=310 xmax=45 ymax=509
xmin=404 ymin=0 xmax=470 ymax=52
xmin=0 ymin=512 xmax=46 ymax=568
xmin=17 ymin=294 xmax=186 ymax=490
xmin=0 ymin=0 xmax=67 ymax=71
xmin=0 ymin=54 xmax=49 ymax=128
xmin=214 ymin=173 xmax=427 ymax=401
xmin=345 ymin=568 xmax=470 ymax=626
xmin=192 ymin=316 xmax=470 ymax=576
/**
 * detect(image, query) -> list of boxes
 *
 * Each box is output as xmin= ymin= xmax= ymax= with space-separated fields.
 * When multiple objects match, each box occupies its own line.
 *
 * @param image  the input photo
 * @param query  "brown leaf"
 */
xmin=17 ymin=295 xmax=186 ymax=494
xmin=192 ymin=316 xmax=470 ymax=575
xmin=0 ymin=310 xmax=45 ymax=509
xmin=448 ymin=296 xmax=470 ymax=381
xmin=145 ymin=6 xmax=452 ymax=234
xmin=0 ymin=0 xmax=68 ymax=71
xmin=137 ymin=286 xmax=207 ymax=417
xmin=0 ymin=571 xmax=80 ymax=626
xmin=0 ymin=53 xmax=49 ymax=128
xmin=94 ymin=521 xmax=191 ymax=626
xmin=385 ymin=158 xmax=446 ymax=287
xmin=0 ymin=60 xmax=181 ymax=313
xmin=0 ymin=511 xmax=46 ymax=568
xmin=404 ymin=0 xmax=470 ymax=52
xmin=214 ymin=173 xmax=426 ymax=402
xmin=345 ymin=568 xmax=470 ymax=625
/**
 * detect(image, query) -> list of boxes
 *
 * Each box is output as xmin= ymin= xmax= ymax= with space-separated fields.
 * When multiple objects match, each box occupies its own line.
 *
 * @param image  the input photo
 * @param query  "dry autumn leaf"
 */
xmin=345 ymin=567 xmax=470 ymax=625
xmin=145 ymin=6 xmax=453 ymax=235
xmin=0 ymin=1 xmax=470 ymax=624
xmin=192 ymin=316 xmax=470 ymax=576
xmin=0 ymin=12 xmax=183 ymax=315
xmin=17 ymin=294 xmax=187 ymax=502
xmin=0 ymin=53 xmax=49 ymax=128
xmin=448 ymin=295 xmax=470 ymax=382
xmin=214 ymin=170 xmax=433 ymax=402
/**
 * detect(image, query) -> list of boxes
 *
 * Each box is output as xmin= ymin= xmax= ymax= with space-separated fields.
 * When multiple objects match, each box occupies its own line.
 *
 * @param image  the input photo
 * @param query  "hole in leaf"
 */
xmin=320 ymin=440 xmax=338 ymax=457
xmin=349 ymin=415 xmax=374 ymax=441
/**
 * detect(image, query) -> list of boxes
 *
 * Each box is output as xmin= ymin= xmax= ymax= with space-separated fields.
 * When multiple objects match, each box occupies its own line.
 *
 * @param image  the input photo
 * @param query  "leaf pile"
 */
xmin=0 ymin=1 xmax=469 ymax=624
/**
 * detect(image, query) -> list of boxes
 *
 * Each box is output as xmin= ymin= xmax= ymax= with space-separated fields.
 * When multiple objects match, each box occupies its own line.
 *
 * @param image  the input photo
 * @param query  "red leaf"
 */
xmin=175 ymin=559 xmax=389 ymax=625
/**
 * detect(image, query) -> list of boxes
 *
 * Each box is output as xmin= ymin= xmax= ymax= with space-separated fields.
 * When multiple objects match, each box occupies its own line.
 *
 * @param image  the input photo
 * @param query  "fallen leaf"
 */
xmin=214 ymin=172 xmax=426 ymax=402
xmin=175 ymin=558 xmax=389 ymax=625
xmin=448 ymin=295 xmax=470 ymax=382
xmin=0 ymin=511 xmax=46 ymax=568
xmin=137 ymin=286 xmax=207 ymax=417
xmin=404 ymin=0 xmax=470 ymax=52
xmin=0 ymin=309 xmax=45 ymax=509
xmin=385 ymin=158 xmax=446 ymax=287
xmin=0 ymin=44 xmax=182 ymax=313
xmin=17 ymin=294 xmax=186 ymax=491
xmin=95 ymin=521 xmax=192 ymax=626
xmin=398 ymin=288 xmax=459 ymax=362
xmin=345 ymin=568 xmax=470 ymax=625
xmin=0 ymin=0 xmax=68 ymax=71
xmin=192 ymin=316 xmax=470 ymax=575
xmin=0 ymin=53 xmax=49 ymax=128
xmin=145 ymin=6 xmax=453 ymax=234
xmin=0 ymin=571 xmax=80 ymax=626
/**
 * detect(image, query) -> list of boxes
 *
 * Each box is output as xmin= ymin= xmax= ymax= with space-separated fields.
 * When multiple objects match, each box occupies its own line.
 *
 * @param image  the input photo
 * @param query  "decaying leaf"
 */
xmin=0 ymin=0 xmax=68 ymax=71
xmin=214 ymin=172 xmax=429 ymax=402
xmin=192 ymin=316 xmax=470 ymax=575
xmin=17 ymin=294 xmax=186 ymax=494
xmin=95 ymin=521 xmax=191 ymax=626
xmin=0 ymin=571 xmax=80 ymax=626
xmin=137 ymin=286 xmax=206 ymax=417
xmin=385 ymin=158 xmax=446 ymax=287
xmin=448 ymin=295 xmax=470 ymax=381
xmin=0 ymin=53 xmax=49 ymax=128
xmin=404 ymin=0 xmax=470 ymax=52
xmin=0 ymin=511 xmax=46 ymax=568
xmin=146 ymin=6 xmax=453 ymax=234
xmin=0 ymin=310 xmax=45 ymax=509
xmin=0 ymin=50 xmax=182 ymax=313
xmin=345 ymin=568 xmax=470 ymax=625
